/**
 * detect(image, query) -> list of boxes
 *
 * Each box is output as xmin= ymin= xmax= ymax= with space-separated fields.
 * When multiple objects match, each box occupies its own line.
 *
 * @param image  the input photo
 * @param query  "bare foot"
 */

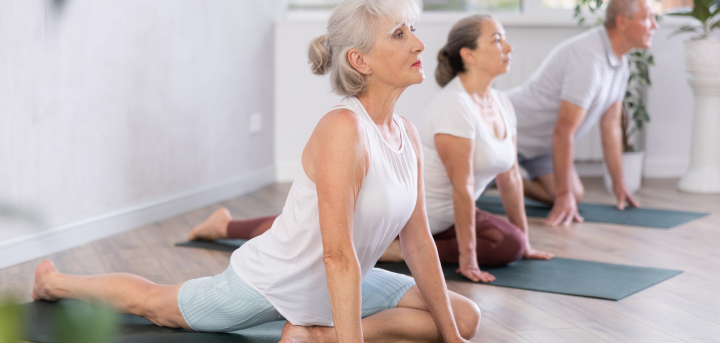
xmin=280 ymin=322 xmax=332 ymax=343
xmin=32 ymin=260 xmax=59 ymax=301
xmin=378 ymin=239 xmax=404 ymax=263
xmin=188 ymin=208 xmax=232 ymax=241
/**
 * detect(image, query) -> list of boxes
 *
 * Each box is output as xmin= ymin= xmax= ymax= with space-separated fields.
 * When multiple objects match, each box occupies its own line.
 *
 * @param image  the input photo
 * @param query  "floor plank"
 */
xmin=516 ymin=328 xmax=609 ymax=343
xmin=2 ymin=179 xmax=719 ymax=342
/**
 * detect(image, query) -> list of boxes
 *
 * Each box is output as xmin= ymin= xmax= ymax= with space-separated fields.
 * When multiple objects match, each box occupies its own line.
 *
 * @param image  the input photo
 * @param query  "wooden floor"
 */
xmin=2 ymin=178 xmax=719 ymax=342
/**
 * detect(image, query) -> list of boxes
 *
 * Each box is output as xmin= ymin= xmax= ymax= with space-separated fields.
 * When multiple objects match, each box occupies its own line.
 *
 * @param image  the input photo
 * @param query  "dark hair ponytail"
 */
xmin=435 ymin=14 xmax=492 ymax=87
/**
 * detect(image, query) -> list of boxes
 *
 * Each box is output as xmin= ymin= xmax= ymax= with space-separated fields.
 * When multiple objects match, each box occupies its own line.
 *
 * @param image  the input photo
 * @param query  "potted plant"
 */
xmin=668 ymin=0 xmax=720 ymax=194
xmin=574 ymin=0 xmax=656 ymax=193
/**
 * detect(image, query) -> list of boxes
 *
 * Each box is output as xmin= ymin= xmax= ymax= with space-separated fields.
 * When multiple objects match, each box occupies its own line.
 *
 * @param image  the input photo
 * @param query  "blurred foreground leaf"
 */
xmin=0 ymin=297 xmax=23 ymax=343
xmin=53 ymin=300 xmax=119 ymax=343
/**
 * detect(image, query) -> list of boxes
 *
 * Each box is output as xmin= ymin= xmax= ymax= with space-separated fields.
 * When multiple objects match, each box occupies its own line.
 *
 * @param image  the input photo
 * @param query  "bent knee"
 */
xmin=575 ymin=188 xmax=585 ymax=202
xmin=452 ymin=295 xmax=481 ymax=339
xmin=141 ymin=284 xmax=187 ymax=329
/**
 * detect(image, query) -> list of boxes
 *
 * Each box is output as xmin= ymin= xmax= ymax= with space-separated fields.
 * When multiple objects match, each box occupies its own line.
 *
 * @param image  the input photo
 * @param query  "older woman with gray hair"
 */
xmin=31 ymin=0 xmax=481 ymax=342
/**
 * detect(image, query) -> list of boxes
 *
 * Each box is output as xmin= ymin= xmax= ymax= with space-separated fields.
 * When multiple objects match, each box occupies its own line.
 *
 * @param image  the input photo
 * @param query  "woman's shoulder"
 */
xmin=425 ymin=84 xmax=473 ymax=119
xmin=315 ymin=106 xmax=366 ymax=143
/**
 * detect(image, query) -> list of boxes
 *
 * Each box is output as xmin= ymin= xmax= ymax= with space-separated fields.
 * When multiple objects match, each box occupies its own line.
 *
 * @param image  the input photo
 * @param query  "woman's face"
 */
xmin=362 ymin=22 xmax=426 ymax=89
xmin=463 ymin=19 xmax=512 ymax=77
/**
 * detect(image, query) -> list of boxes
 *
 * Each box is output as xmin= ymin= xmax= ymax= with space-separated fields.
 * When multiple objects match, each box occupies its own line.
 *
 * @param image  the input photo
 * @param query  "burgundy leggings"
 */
xmin=225 ymin=208 xmax=525 ymax=266
xmin=433 ymin=208 xmax=525 ymax=266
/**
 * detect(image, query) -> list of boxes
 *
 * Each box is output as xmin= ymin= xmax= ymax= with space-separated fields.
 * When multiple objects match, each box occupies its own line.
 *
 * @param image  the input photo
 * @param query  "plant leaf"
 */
xmin=694 ymin=5 xmax=712 ymax=23
xmin=668 ymin=25 xmax=702 ymax=38
xmin=665 ymin=11 xmax=694 ymax=17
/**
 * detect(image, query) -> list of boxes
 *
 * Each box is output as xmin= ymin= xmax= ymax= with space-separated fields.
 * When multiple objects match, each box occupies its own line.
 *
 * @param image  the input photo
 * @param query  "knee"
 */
xmin=141 ymin=285 xmax=183 ymax=328
xmin=502 ymin=229 xmax=526 ymax=264
xmin=453 ymin=296 xmax=481 ymax=339
xmin=575 ymin=187 xmax=585 ymax=202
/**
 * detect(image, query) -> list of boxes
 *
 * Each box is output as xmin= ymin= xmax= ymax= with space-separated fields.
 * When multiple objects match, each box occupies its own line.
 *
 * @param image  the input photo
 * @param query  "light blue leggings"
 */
xmin=178 ymin=265 xmax=416 ymax=332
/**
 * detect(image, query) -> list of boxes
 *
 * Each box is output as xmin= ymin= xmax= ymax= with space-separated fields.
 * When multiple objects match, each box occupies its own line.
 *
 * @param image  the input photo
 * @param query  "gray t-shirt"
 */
xmin=507 ymin=26 xmax=629 ymax=159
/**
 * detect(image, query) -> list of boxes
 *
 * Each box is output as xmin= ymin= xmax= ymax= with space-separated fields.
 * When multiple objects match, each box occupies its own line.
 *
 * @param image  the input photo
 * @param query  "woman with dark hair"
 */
xmin=403 ymin=15 xmax=554 ymax=282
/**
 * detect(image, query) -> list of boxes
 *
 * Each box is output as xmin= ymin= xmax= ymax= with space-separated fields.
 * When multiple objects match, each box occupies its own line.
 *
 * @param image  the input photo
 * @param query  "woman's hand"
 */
xmin=457 ymin=253 xmax=495 ymax=283
xmin=523 ymin=245 xmax=553 ymax=260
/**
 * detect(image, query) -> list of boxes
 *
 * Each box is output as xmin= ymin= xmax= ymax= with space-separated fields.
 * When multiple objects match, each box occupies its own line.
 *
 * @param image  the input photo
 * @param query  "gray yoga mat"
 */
xmin=476 ymin=195 xmax=708 ymax=229
xmin=19 ymin=299 xmax=285 ymax=343
xmin=175 ymin=239 xmax=248 ymax=252
xmin=375 ymin=258 xmax=682 ymax=301
xmin=175 ymin=242 xmax=681 ymax=300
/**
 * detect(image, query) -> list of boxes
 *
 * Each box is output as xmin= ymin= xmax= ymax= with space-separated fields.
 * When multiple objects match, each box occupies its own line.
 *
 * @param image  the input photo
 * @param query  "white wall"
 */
xmin=274 ymin=13 xmax=703 ymax=182
xmin=0 ymin=0 xmax=284 ymax=268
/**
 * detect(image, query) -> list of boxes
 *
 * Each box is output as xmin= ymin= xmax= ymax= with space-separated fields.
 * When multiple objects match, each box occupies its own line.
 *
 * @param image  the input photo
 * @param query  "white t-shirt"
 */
xmin=231 ymin=97 xmax=418 ymax=326
xmin=421 ymin=77 xmax=517 ymax=234
xmin=507 ymin=26 xmax=629 ymax=159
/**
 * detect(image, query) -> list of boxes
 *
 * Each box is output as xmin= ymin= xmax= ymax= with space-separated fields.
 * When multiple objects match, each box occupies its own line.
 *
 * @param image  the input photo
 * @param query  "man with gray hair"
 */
xmin=507 ymin=0 xmax=658 ymax=227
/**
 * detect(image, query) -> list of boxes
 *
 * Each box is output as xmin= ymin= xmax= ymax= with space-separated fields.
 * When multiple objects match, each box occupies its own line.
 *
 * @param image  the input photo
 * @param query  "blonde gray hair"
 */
xmin=308 ymin=0 xmax=420 ymax=97
xmin=435 ymin=14 xmax=492 ymax=88
xmin=604 ymin=0 xmax=640 ymax=29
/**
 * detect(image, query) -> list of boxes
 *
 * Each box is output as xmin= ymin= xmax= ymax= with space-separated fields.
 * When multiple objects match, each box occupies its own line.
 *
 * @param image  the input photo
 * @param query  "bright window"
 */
xmin=287 ymin=0 xmax=523 ymax=12
xmin=423 ymin=0 xmax=522 ymax=12
xmin=541 ymin=0 xmax=576 ymax=9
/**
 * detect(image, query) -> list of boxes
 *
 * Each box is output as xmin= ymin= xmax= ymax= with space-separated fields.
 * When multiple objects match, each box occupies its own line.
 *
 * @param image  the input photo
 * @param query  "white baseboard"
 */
xmin=643 ymin=156 xmax=689 ymax=178
xmin=0 ymin=166 xmax=275 ymax=270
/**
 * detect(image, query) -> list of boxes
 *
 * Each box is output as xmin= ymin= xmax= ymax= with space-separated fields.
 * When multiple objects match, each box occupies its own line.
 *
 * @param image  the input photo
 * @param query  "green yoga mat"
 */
xmin=19 ymin=299 xmax=285 ymax=343
xmin=375 ymin=258 xmax=681 ymax=301
xmin=175 ymin=239 xmax=248 ymax=252
xmin=476 ymin=196 xmax=708 ymax=228
xmin=175 ymin=242 xmax=681 ymax=301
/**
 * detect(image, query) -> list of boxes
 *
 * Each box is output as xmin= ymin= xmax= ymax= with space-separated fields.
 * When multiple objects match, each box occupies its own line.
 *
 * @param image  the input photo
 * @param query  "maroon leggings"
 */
xmin=433 ymin=208 xmax=526 ymax=266
xmin=225 ymin=208 xmax=525 ymax=266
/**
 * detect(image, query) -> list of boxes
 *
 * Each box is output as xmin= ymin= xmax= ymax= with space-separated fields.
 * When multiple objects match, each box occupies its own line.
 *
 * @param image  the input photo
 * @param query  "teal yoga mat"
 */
xmin=175 ymin=239 xmax=248 ymax=252
xmin=375 ymin=258 xmax=681 ymax=301
xmin=175 ymin=241 xmax=681 ymax=301
xmin=476 ymin=195 xmax=708 ymax=228
xmin=18 ymin=299 xmax=285 ymax=343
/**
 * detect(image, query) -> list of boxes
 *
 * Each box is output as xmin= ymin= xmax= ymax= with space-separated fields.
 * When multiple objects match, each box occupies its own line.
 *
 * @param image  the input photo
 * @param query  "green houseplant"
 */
xmin=666 ymin=0 xmax=720 ymax=38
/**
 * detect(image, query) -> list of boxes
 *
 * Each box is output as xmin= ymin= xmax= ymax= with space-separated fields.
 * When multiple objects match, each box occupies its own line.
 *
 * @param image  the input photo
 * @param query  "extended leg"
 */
xmin=188 ymin=208 xmax=278 ymax=241
xmin=32 ymin=261 xmax=189 ymax=329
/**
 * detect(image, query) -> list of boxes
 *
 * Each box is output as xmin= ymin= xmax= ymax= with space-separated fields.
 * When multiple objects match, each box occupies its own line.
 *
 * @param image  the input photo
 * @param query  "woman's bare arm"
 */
xmin=399 ymin=118 xmax=474 ymax=343
xmin=304 ymin=109 xmax=368 ymax=343
xmin=495 ymin=137 xmax=553 ymax=260
xmin=434 ymin=134 xmax=494 ymax=283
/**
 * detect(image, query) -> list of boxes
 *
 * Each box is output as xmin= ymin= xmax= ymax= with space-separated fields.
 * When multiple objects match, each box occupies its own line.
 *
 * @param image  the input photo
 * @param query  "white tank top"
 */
xmin=230 ymin=97 xmax=418 ymax=326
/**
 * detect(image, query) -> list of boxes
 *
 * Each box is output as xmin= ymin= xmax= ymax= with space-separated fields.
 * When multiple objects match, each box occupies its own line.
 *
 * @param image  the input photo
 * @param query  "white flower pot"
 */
xmin=678 ymin=39 xmax=720 ymax=194
xmin=684 ymin=39 xmax=720 ymax=80
xmin=603 ymin=151 xmax=645 ymax=194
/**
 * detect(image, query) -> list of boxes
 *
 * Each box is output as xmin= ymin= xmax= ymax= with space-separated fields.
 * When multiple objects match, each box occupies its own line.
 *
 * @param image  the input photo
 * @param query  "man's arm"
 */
xmin=546 ymin=100 xmax=587 ymax=227
xmin=599 ymin=101 xmax=640 ymax=209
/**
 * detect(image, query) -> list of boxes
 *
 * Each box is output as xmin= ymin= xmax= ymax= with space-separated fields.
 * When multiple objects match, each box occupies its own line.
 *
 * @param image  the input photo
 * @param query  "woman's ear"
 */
xmin=348 ymin=49 xmax=372 ymax=75
xmin=459 ymin=47 xmax=475 ymax=67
